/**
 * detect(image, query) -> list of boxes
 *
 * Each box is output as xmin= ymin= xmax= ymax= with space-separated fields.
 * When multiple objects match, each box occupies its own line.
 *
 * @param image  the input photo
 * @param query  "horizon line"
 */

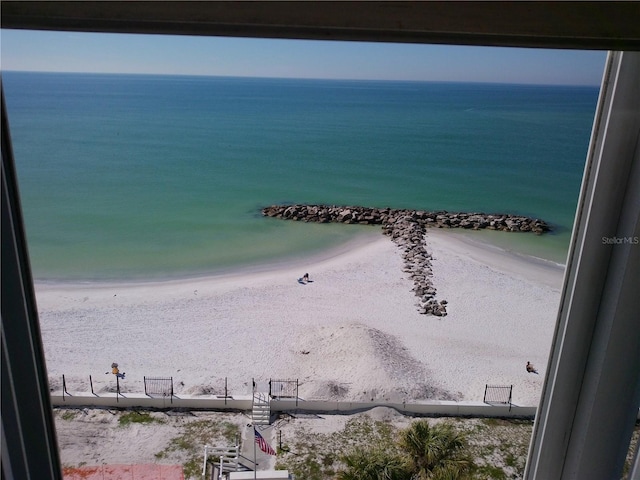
xmin=3 ymin=69 xmax=602 ymax=88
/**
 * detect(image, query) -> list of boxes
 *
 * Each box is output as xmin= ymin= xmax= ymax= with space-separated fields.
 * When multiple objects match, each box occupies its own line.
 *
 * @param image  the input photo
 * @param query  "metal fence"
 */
xmin=62 ymin=374 xmax=118 ymax=401
xmin=144 ymin=376 xmax=174 ymax=401
xmin=57 ymin=374 xmax=237 ymax=402
xmin=483 ymin=384 xmax=513 ymax=410
xmin=269 ymin=379 xmax=298 ymax=399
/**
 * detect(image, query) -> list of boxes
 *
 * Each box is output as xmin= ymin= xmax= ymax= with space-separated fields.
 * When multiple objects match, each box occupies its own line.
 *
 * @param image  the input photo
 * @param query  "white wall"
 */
xmin=51 ymin=391 xmax=535 ymax=418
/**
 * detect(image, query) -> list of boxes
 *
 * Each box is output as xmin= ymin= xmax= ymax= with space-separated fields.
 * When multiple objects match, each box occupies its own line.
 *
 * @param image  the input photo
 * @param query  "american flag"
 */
xmin=254 ymin=429 xmax=276 ymax=455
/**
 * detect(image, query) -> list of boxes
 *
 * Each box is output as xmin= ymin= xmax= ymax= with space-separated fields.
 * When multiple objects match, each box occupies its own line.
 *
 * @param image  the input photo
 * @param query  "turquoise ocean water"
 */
xmin=3 ymin=72 xmax=599 ymax=281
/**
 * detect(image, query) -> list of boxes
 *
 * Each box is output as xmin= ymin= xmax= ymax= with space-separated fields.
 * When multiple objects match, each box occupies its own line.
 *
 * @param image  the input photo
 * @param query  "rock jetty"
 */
xmin=262 ymin=204 xmax=550 ymax=316
xmin=261 ymin=204 xmax=550 ymax=234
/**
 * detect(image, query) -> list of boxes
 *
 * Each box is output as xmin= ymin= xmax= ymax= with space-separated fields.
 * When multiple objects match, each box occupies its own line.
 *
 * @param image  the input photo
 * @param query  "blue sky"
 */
xmin=1 ymin=29 xmax=607 ymax=85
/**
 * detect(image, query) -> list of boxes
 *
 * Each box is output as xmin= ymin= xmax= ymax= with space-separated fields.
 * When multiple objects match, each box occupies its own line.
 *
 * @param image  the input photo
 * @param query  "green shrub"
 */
xmin=118 ymin=411 xmax=164 ymax=426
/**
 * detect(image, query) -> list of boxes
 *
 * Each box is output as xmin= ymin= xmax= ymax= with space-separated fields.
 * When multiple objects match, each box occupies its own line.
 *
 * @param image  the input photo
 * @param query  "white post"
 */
xmin=202 ymin=445 xmax=208 ymax=477
xmin=253 ymin=425 xmax=257 ymax=479
xmin=235 ymin=437 xmax=240 ymax=472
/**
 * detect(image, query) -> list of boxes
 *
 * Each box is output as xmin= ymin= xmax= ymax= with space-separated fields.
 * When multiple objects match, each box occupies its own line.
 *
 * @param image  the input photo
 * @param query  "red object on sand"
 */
xmin=63 ymin=464 xmax=184 ymax=479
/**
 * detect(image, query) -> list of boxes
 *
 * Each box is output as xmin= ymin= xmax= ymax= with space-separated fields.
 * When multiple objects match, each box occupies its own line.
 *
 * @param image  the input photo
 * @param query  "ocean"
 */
xmin=2 ymin=72 xmax=599 ymax=281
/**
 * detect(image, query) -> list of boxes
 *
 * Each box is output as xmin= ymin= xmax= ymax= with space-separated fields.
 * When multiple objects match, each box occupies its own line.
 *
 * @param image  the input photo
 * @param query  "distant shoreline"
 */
xmin=33 ymin=229 xmax=383 ymax=289
xmin=33 ymin=226 xmax=562 ymax=290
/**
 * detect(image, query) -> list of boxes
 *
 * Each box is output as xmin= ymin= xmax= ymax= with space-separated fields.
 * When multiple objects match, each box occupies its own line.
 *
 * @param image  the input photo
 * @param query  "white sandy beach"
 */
xmin=37 ymin=229 xmax=563 ymax=407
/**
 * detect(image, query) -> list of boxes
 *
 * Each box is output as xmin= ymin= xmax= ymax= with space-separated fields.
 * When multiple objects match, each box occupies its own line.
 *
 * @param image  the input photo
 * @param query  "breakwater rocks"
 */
xmin=261 ymin=204 xmax=550 ymax=234
xmin=262 ymin=204 xmax=550 ymax=316
xmin=384 ymin=214 xmax=448 ymax=316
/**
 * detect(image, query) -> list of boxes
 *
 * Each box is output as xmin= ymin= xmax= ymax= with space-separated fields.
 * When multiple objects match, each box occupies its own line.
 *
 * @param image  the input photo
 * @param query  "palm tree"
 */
xmin=399 ymin=420 xmax=472 ymax=479
xmin=337 ymin=447 xmax=411 ymax=480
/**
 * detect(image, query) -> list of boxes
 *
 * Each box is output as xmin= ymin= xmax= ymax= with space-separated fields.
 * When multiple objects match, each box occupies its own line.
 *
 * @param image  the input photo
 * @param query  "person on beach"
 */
xmin=303 ymin=273 xmax=309 ymax=283
xmin=111 ymin=362 xmax=125 ymax=379
xmin=526 ymin=361 xmax=539 ymax=374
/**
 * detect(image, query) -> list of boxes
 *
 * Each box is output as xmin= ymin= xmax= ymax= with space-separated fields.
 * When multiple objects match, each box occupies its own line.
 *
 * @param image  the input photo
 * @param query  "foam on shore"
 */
xmin=36 ymin=229 xmax=562 ymax=406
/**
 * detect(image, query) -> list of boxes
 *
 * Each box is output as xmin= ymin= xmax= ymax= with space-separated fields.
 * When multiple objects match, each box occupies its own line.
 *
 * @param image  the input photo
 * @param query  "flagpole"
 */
xmin=253 ymin=424 xmax=257 ymax=480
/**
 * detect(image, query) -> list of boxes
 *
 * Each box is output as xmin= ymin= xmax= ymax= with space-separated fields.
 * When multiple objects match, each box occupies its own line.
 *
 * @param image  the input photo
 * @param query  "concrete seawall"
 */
xmin=51 ymin=392 xmax=536 ymax=419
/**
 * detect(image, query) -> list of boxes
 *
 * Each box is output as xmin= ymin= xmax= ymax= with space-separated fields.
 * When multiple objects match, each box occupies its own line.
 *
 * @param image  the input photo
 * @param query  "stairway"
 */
xmin=252 ymin=391 xmax=271 ymax=425
xmin=205 ymin=444 xmax=252 ymax=478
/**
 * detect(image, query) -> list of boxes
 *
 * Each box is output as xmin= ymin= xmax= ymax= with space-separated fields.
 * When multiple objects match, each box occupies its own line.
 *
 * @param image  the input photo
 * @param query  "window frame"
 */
xmin=2 ymin=3 xmax=639 ymax=479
